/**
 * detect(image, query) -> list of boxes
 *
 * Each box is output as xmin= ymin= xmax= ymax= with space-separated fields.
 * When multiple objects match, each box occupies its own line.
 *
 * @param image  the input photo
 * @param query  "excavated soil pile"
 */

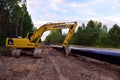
xmin=0 ymin=47 xmax=120 ymax=80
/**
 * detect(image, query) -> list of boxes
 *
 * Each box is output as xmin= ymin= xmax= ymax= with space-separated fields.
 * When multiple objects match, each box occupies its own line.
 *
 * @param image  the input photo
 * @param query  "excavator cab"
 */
xmin=26 ymin=33 xmax=33 ymax=40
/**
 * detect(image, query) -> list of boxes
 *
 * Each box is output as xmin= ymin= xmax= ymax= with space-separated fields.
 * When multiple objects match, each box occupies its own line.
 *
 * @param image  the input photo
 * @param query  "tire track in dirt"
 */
xmin=49 ymin=56 xmax=69 ymax=80
xmin=21 ymin=58 xmax=46 ymax=80
xmin=48 ymin=49 xmax=120 ymax=80
xmin=22 ymin=59 xmax=40 ymax=80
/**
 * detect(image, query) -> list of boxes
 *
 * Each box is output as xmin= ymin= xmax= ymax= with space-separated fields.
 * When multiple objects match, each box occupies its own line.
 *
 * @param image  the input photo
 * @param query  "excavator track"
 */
xmin=33 ymin=48 xmax=42 ymax=58
xmin=11 ymin=49 xmax=21 ymax=58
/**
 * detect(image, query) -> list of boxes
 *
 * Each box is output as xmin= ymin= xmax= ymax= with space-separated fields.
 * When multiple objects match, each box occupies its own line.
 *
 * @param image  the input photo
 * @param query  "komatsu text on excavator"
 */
xmin=6 ymin=21 xmax=78 ymax=57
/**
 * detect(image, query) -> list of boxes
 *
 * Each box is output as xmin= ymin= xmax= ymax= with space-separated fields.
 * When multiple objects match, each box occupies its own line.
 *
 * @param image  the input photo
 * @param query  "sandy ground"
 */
xmin=0 ymin=46 xmax=120 ymax=80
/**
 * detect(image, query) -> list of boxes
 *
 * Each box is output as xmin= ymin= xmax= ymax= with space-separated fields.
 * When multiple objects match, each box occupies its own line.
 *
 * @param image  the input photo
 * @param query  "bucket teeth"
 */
xmin=64 ymin=46 xmax=71 ymax=56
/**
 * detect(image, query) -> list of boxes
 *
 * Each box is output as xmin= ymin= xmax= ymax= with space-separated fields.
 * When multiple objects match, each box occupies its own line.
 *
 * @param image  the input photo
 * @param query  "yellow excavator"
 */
xmin=6 ymin=21 xmax=78 ymax=57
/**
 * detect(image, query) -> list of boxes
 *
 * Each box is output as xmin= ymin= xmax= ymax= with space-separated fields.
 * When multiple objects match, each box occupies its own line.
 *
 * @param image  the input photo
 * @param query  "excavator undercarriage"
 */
xmin=11 ymin=48 xmax=42 ymax=58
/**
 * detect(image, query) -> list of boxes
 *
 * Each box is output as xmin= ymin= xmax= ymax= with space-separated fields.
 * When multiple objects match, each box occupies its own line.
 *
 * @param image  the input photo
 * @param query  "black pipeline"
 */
xmin=51 ymin=45 xmax=120 ymax=65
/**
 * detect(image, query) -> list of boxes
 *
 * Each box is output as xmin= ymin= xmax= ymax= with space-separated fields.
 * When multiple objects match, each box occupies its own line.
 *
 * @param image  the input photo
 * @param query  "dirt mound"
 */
xmin=0 ymin=47 xmax=120 ymax=80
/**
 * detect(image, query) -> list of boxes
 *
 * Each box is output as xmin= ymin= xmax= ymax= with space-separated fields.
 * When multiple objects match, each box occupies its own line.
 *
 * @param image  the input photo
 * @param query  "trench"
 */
xmin=51 ymin=45 xmax=120 ymax=66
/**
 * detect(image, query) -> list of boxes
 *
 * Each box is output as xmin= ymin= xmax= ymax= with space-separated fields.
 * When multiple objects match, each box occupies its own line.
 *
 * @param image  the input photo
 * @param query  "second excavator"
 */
xmin=6 ymin=21 xmax=78 ymax=57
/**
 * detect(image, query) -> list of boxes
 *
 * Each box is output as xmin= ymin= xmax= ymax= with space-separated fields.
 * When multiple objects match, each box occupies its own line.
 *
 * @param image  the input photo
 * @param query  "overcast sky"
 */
xmin=26 ymin=0 xmax=120 ymax=40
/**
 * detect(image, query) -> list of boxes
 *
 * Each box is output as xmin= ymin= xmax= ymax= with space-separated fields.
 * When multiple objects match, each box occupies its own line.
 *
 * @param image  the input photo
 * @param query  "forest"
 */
xmin=0 ymin=0 xmax=120 ymax=48
xmin=45 ymin=20 xmax=120 ymax=48
xmin=0 ymin=0 xmax=33 ymax=45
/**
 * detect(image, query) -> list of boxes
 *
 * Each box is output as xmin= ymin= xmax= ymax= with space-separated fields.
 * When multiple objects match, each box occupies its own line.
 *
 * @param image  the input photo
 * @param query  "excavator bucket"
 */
xmin=64 ymin=46 xmax=71 ymax=56
xmin=51 ymin=45 xmax=71 ymax=56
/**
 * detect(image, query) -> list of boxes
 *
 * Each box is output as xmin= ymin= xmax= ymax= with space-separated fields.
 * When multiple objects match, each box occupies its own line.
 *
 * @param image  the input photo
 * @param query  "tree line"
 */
xmin=0 ymin=0 xmax=33 ymax=46
xmin=44 ymin=20 xmax=120 ymax=48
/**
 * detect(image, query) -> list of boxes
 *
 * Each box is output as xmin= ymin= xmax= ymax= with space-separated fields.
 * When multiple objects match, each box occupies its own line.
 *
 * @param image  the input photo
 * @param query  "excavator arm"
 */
xmin=30 ymin=22 xmax=77 ymax=47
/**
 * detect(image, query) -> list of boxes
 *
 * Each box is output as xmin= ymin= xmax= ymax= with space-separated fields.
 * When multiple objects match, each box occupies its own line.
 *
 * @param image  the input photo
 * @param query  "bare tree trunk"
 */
xmin=16 ymin=23 xmax=18 ymax=36
xmin=20 ymin=13 xmax=24 ymax=36
xmin=0 ymin=15 xmax=2 ymax=33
